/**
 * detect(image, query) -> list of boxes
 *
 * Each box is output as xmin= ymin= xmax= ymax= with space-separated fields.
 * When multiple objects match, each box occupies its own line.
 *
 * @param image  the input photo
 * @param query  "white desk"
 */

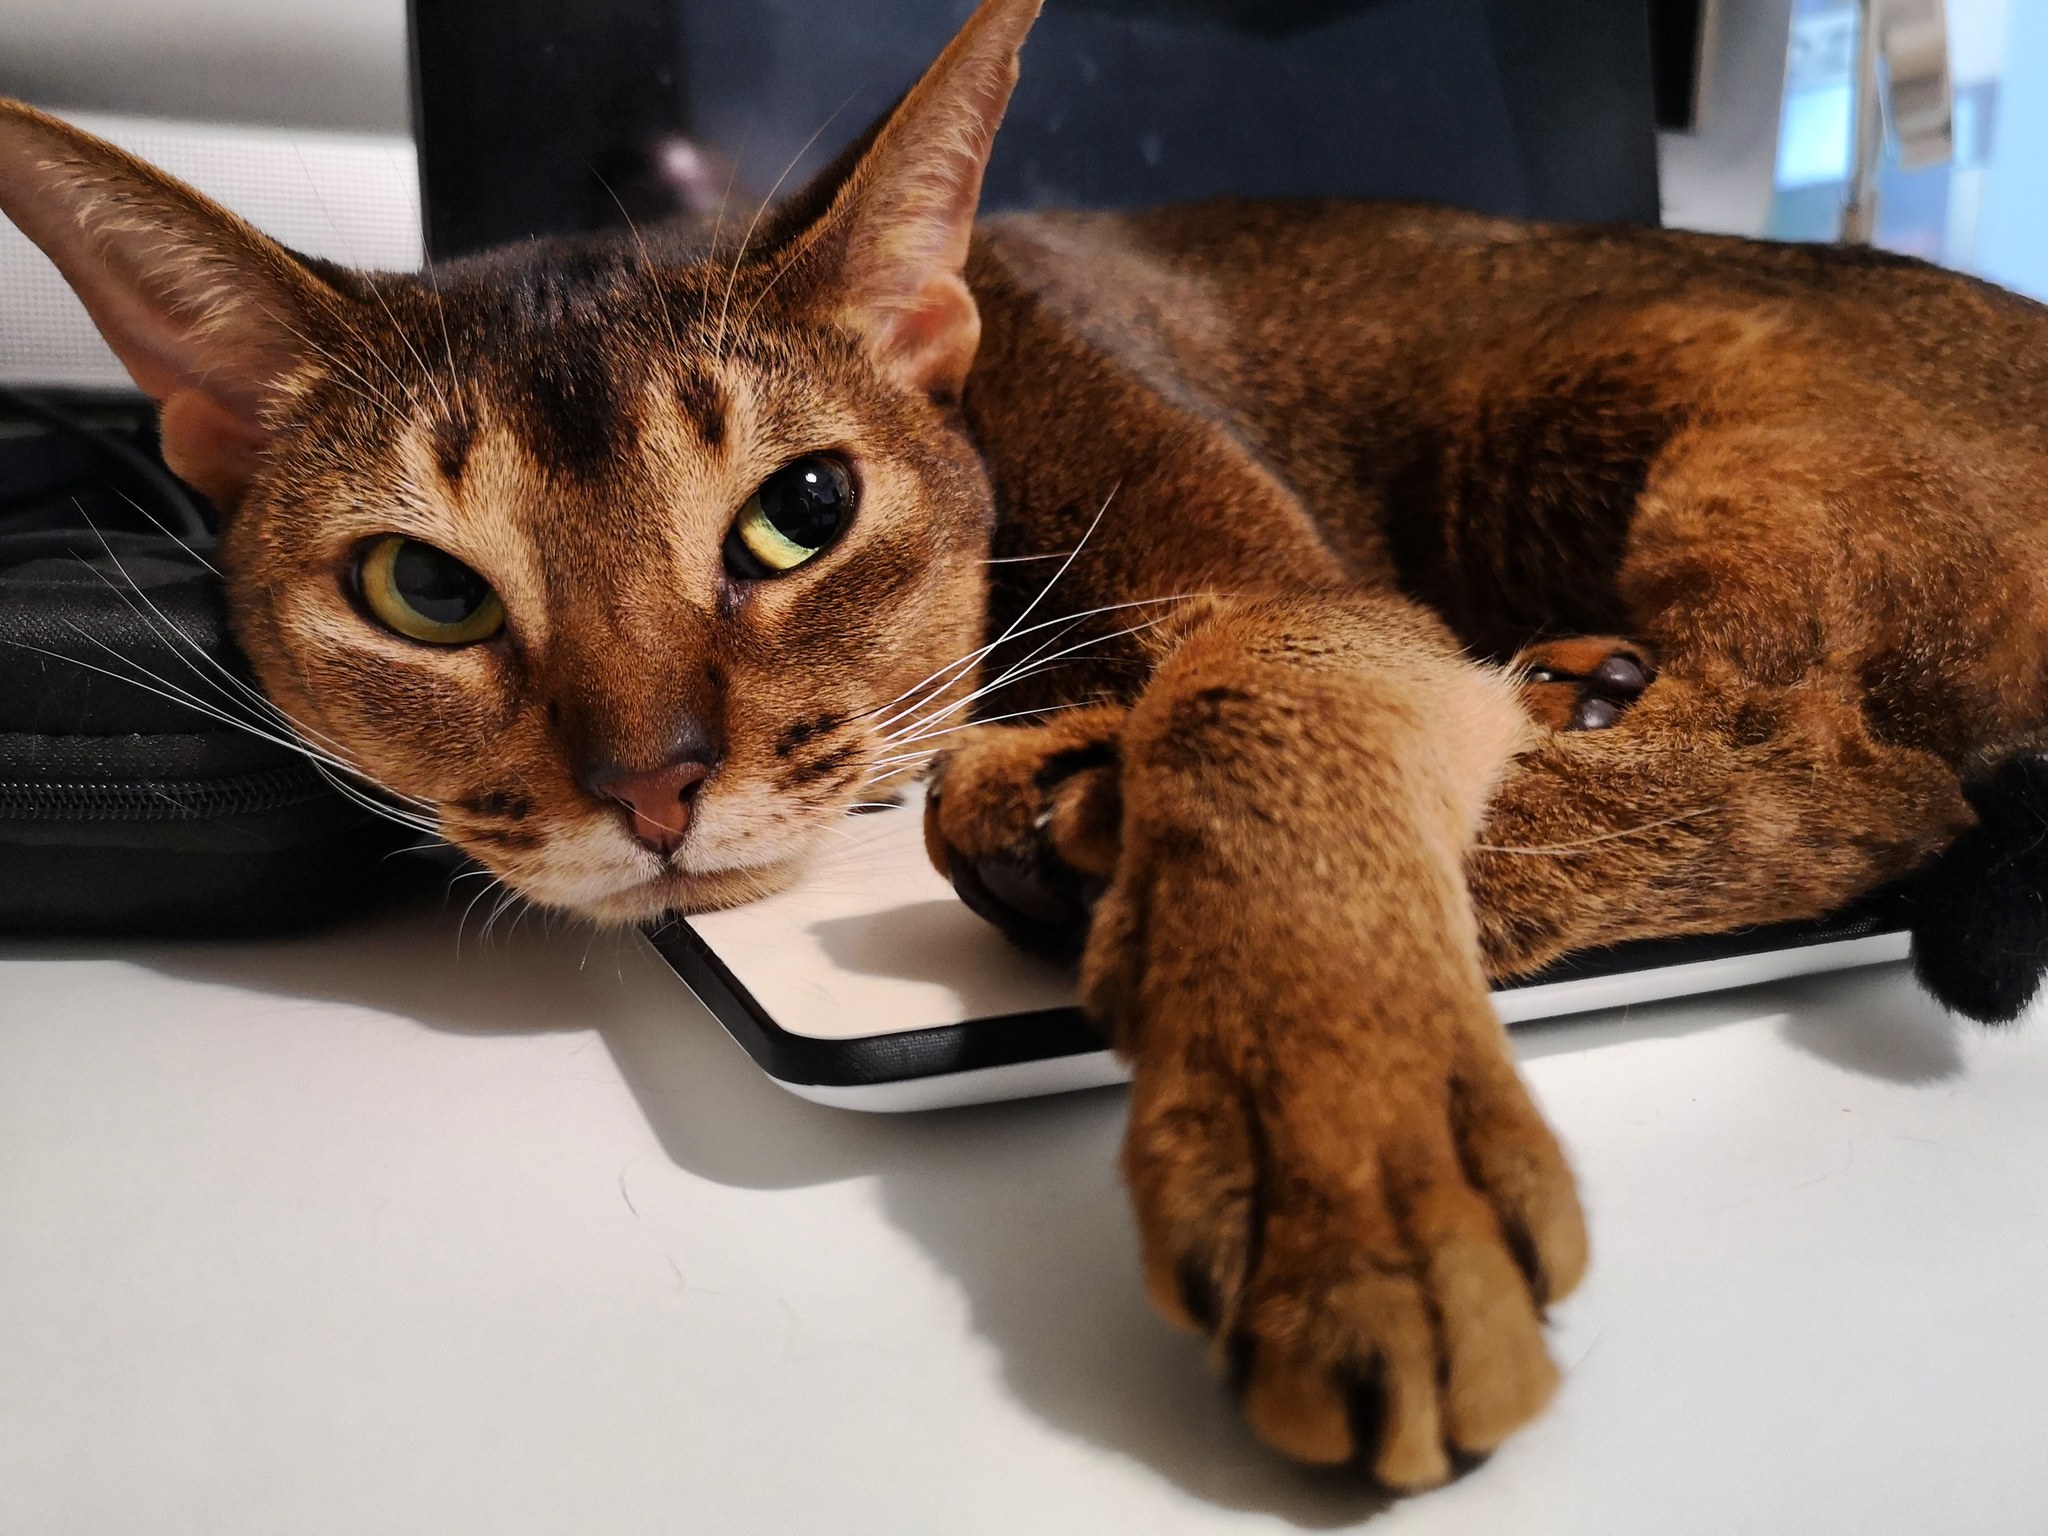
xmin=5 ymin=902 xmax=2046 ymax=1534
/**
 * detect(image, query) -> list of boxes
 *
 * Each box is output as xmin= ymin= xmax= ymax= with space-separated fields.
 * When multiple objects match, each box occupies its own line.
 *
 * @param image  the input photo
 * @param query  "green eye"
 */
xmin=724 ymin=456 xmax=854 ymax=579
xmin=355 ymin=536 xmax=505 ymax=645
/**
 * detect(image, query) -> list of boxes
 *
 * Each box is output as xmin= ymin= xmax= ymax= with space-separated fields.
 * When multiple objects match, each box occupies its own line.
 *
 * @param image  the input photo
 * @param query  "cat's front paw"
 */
xmin=922 ymin=704 xmax=1129 ymax=958
xmin=1123 ymin=1003 xmax=1587 ymax=1487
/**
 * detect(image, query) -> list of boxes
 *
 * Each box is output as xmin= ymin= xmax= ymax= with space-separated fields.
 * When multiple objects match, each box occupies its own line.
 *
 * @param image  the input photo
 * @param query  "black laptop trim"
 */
xmin=646 ymin=887 xmax=1913 ymax=1089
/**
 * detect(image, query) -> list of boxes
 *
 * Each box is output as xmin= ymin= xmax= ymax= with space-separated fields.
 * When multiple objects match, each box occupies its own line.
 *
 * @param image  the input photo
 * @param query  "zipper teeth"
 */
xmin=0 ymin=764 xmax=331 ymax=822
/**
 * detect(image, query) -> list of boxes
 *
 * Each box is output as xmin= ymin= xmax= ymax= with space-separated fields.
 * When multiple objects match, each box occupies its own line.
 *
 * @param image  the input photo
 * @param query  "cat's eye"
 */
xmin=355 ymin=536 xmax=505 ymax=646
xmin=723 ymin=456 xmax=855 ymax=580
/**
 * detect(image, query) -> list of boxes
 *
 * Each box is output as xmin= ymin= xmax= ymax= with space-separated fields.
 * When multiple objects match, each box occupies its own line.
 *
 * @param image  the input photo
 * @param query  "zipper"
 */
xmin=0 ymin=763 xmax=332 ymax=822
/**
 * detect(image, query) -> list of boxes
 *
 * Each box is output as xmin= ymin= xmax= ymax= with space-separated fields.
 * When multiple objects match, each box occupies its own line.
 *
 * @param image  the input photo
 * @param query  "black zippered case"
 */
xmin=0 ymin=396 xmax=404 ymax=937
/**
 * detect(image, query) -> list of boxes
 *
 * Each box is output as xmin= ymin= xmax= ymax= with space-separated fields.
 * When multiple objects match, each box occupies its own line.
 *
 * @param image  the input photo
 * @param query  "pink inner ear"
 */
xmin=873 ymin=273 xmax=984 ymax=401
xmin=71 ymin=258 xmax=311 ymax=510
xmin=159 ymin=389 xmax=269 ymax=511
xmin=0 ymin=102 xmax=333 ymax=509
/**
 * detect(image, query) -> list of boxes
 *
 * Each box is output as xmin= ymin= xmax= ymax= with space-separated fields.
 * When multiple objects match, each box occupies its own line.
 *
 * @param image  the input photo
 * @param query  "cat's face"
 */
xmin=225 ymin=252 xmax=994 ymax=920
xmin=0 ymin=0 xmax=1042 ymax=921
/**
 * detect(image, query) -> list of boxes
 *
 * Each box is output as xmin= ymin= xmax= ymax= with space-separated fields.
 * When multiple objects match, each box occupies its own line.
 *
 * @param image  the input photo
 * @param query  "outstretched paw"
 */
xmin=923 ymin=704 xmax=1129 ymax=958
xmin=1513 ymin=637 xmax=1654 ymax=732
xmin=1125 ymin=1013 xmax=1588 ymax=1486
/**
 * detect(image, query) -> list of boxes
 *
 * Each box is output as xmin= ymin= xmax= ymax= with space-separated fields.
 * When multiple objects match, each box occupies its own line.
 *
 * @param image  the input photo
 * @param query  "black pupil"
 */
xmin=759 ymin=458 xmax=849 ymax=550
xmin=391 ymin=540 xmax=489 ymax=624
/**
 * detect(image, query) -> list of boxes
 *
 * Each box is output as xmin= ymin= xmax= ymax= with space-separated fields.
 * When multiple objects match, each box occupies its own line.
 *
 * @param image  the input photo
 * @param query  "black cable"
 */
xmin=0 ymin=383 xmax=212 ymax=541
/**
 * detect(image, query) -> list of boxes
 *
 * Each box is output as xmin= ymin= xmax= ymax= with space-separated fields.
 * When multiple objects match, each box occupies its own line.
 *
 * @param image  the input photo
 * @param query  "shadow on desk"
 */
xmin=125 ymin=896 xmax=1965 ymax=1524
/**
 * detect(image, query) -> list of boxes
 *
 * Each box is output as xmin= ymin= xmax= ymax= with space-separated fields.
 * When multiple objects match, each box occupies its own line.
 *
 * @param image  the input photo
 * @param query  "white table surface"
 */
xmin=4 ymin=899 xmax=2047 ymax=1535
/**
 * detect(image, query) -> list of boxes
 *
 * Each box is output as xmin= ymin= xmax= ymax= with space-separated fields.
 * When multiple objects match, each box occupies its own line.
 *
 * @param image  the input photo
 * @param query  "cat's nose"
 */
xmin=581 ymin=740 xmax=718 ymax=859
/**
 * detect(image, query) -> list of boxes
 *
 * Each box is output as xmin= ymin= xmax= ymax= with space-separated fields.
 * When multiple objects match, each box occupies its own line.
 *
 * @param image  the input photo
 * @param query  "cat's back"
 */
xmin=966 ymin=198 xmax=2048 ymax=437
xmin=961 ymin=197 xmax=2048 ymax=642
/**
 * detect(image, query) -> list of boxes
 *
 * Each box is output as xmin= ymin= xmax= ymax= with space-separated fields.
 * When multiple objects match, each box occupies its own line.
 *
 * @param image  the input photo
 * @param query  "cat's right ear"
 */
xmin=0 ymin=100 xmax=357 ymax=510
xmin=772 ymin=0 xmax=1042 ymax=402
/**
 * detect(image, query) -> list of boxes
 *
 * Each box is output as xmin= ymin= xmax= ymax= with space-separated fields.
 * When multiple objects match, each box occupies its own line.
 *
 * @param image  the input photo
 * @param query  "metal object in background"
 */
xmin=1841 ymin=0 xmax=1952 ymax=244
xmin=1648 ymin=0 xmax=1725 ymax=131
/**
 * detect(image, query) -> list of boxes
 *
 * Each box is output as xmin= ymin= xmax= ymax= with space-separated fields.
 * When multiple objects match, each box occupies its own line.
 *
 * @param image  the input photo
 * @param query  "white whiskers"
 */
xmin=16 ymin=511 xmax=445 ymax=843
xmin=832 ymin=482 xmax=1215 ymax=804
xmin=713 ymin=93 xmax=861 ymax=358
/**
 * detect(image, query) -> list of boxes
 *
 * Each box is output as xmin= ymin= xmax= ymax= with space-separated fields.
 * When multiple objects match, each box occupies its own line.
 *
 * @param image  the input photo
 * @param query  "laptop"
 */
xmin=643 ymin=788 xmax=1913 ymax=1110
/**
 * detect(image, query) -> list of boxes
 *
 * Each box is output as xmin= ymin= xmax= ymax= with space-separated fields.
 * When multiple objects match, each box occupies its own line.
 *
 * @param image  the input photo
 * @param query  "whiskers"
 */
xmin=5 ymin=505 xmax=446 ymax=846
xmin=442 ymin=863 xmax=542 ymax=954
xmin=1472 ymin=808 xmax=1710 ymax=856
xmin=829 ymin=485 xmax=1212 ymax=799
xmin=712 ymin=92 xmax=861 ymax=357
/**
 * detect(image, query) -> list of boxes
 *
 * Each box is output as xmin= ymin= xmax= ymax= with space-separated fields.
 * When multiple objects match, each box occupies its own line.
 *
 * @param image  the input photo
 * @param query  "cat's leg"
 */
xmin=929 ymin=591 xmax=1586 ymax=1486
xmin=1473 ymin=426 xmax=2013 ymax=978
xmin=918 ymin=634 xmax=1670 ymax=956
xmin=1472 ymin=646 xmax=1972 ymax=978
xmin=927 ymin=638 xmax=1969 ymax=982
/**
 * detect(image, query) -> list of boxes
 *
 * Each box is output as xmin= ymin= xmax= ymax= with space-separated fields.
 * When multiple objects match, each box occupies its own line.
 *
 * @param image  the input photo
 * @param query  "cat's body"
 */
xmin=4 ymin=0 xmax=2042 ymax=1494
xmin=957 ymin=198 xmax=2040 ymax=993
xmin=967 ymin=199 xmax=2048 ymax=761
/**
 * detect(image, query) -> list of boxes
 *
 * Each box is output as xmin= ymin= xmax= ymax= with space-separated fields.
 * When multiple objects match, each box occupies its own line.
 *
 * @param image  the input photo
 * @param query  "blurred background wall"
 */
xmin=0 ymin=0 xmax=409 ymax=134
xmin=1 ymin=0 xmax=2043 ymax=294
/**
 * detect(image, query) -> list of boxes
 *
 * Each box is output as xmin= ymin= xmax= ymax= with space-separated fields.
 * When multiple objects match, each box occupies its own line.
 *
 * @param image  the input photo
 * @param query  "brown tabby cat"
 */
xmin=5 ymin=0 xmax=2043 ymax=1489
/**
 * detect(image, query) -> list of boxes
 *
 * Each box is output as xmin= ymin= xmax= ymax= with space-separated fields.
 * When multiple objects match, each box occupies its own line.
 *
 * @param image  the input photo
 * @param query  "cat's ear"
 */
xmin=785 ymin=0 xmax=1041 ymax=400
xmin=0 ymin=99 xmax=359 ymax=509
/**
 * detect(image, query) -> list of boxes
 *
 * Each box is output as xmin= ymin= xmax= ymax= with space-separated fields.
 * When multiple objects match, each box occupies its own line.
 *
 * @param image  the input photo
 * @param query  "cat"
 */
xmin=5 ymin=0 xmax=2047 ymax=1490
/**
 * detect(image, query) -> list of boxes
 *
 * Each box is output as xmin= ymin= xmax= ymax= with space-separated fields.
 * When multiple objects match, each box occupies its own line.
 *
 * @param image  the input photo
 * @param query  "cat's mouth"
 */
xmin=470 ymin=807 xmax=839 ymax=926
xmin=438 ymin=752 xmax=924 ymax=926
xmin=508 ymin=854 xmax=814 ymax=926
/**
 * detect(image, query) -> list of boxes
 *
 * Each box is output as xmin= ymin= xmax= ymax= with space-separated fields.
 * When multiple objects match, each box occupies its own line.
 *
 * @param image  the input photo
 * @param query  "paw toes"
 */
xmin=1517 ymin=639 xmax=1656 ymax=733
xmin=1121 ymin=1025 xmax=1583 ymax=1485
xmin=1241 ymin=1347 xmax=1358 ymax=1466
xmin=1042 ymin=763 xmax=1122 ymax=877
xmin=1452 ymin=1055 xmax=1591 ymax=1306
xmin=945 ymin=847 xmax=1097 ymax=958
xmin=1125 ymin=1071 xmax=1258 ymax=1335
xmin=1234 ymin=1244 xmax=1456 ymax=1484
xmin=923 ymin=713 xmax=1126 ymax=956
xmin=1425 ymin=1226 xmax=1558 ymax=1453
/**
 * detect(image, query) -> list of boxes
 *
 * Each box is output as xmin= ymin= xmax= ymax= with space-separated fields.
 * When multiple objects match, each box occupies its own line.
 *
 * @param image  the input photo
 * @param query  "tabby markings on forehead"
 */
xmin=508 ymin=323 xmax=636 ymax=481
xmin=673 ymin=365 xmax=730 ymax=451
xmin=431 ymin=410 xmax=477 ymax=486
xmin=395 ymin=419 xmax=553 ymax=654
xmin=619 ymin=369 xmax=764 ymax=593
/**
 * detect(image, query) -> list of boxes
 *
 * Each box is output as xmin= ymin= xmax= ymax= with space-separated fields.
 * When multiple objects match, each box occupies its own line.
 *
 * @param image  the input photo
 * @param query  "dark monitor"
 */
xmin=411 ymin=0 xmax=1663 ymax=262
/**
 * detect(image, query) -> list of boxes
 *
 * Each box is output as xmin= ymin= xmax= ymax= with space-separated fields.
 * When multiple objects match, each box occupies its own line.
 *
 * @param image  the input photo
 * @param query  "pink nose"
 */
xmin=595 ymin=759 xmax=712 ymax=858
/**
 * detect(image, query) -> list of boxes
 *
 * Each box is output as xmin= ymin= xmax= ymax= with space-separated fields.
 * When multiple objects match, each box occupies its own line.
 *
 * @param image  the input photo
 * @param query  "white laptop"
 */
xmin=646 ymin=786 xmax=1914 ymax=1112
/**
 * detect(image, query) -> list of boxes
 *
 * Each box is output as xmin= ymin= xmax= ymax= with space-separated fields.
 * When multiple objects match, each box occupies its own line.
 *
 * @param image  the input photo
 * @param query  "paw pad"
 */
xmin=1520 ymin=642 xmax=1654 ymax=731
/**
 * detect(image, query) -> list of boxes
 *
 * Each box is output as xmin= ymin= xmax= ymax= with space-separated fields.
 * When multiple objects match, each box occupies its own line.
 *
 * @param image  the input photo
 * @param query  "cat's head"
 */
xmin=0 ymin=0 xmax=1042 ymax=922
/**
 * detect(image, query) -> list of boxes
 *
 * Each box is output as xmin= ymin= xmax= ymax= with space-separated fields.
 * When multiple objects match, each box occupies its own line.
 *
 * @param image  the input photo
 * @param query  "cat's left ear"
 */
xmin=786 ymin=0 xmax=1042 ymax=401
xmin=0 ymin=99 xmax=361 ymax=509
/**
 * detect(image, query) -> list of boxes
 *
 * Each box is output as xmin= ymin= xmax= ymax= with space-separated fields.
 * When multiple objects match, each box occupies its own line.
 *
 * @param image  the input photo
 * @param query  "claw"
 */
xmin=1341 ymin=1355 xmax=1393 ymax=1474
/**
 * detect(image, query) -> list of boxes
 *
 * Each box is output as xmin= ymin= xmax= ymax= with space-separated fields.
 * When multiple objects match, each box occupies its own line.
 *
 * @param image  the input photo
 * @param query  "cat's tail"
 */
xmin=1907 ymin=754 xmax=2048 ymax=1022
